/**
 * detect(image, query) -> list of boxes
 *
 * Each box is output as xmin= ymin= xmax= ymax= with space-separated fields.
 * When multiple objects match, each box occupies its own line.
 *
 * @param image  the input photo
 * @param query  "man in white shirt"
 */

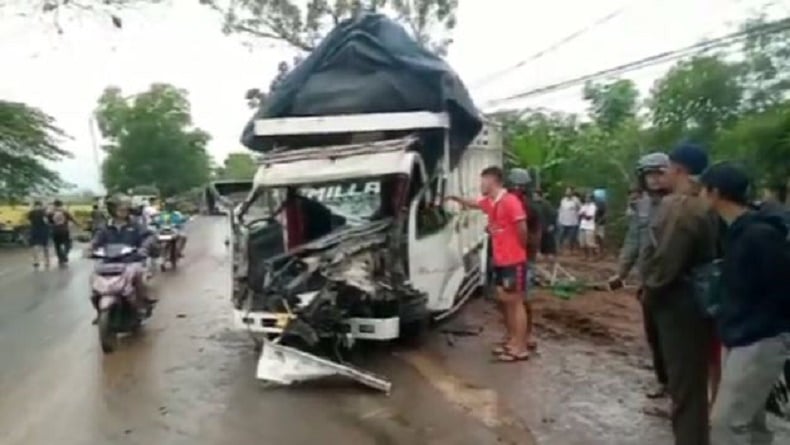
xmin=578 ymin=193 xmax=598 ymax=258
xmin=557 ymin=187 xmax=581 ymax=253
xmin=142 ymin=197 xmax=159 ymax=227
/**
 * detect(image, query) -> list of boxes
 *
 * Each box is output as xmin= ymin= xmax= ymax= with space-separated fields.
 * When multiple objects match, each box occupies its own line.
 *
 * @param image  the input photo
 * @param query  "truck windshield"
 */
xmin=297 ymin=179 xmax=381 ymax=226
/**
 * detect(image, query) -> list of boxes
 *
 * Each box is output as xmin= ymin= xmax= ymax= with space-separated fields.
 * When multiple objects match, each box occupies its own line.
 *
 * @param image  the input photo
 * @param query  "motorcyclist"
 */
xmin=611 ymin=152 xmax=671 ymax=398
xmin=89 ymin=194 xmax=156 ymax=318
xmin=155 ymin=198 xmax=187 ymax=257
xmin=142 ymin=197 xmax=160 ymax=227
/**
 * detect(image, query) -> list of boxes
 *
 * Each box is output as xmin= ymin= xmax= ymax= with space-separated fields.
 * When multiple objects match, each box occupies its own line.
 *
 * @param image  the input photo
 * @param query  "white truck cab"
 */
xmin=225 ymin=111 xmax=501 ymax=346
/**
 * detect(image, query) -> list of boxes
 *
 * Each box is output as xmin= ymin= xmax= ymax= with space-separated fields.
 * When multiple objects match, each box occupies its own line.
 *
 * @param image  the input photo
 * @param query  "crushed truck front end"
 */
xmin=222 ymin=112 xmax=501 ymax=391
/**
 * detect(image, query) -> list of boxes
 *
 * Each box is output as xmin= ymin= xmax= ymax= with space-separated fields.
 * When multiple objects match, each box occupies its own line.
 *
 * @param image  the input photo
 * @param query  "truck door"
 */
xmin=407 ymin=176 xmax=466 ymax=312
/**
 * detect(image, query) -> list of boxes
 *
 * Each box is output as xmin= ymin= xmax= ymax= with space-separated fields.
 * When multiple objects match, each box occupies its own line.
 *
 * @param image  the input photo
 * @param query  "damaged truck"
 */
xmin=216 ymin=14 xmax=503 ymax=392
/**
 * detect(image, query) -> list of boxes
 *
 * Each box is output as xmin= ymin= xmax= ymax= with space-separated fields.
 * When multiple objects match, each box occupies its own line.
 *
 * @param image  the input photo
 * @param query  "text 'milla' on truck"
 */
xmin=213 ymin=13 xmax=501 ymax=391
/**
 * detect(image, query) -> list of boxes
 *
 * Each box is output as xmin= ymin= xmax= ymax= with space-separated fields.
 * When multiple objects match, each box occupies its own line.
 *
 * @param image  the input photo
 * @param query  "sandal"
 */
xmin=646 ymin=385 xmax=668 ymax=399
xmin=492 ymin=351 xmax=530 ymax=363
xmin=492 ymin=344 xmax=511 ymax=355
xmin=527 ymin=340 xmax=538 ymax=351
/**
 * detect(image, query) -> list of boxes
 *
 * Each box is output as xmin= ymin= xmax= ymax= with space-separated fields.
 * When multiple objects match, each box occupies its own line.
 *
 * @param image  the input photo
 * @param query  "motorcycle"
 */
xmin=155 ymin=224 xmax=180 ymax=271
xmin=90 ymin=244 xmax=151 ymax=353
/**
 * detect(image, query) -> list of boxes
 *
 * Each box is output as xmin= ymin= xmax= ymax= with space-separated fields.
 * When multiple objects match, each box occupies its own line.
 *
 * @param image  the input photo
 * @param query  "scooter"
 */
xmin=90 ymin=244 xmax=151 ymax=353
xmin=156 ymin=224 xmax=180 ymax=271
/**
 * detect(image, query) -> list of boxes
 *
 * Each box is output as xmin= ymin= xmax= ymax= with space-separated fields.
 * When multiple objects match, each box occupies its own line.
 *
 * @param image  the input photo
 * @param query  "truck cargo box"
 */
xmin=241 ymin=13 xmax=482 ymax=168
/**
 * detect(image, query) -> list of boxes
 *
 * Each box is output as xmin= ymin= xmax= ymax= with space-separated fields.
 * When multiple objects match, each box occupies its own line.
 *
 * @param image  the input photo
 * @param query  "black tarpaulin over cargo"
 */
xmin=241 ymin=13 xmax=482 ymax=165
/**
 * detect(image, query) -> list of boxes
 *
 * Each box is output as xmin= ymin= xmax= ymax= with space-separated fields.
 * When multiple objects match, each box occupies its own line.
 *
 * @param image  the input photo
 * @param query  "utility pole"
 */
xmin=88 ymin=112 xmax=105 ymax=195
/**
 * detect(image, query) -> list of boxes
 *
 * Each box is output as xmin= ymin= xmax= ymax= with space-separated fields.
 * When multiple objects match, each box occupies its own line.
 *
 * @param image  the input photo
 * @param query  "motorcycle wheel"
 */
xmin=97 ymin=310 xmax=116 ymax=353
xmin=169 ymin=241 xmax=178 ymax=270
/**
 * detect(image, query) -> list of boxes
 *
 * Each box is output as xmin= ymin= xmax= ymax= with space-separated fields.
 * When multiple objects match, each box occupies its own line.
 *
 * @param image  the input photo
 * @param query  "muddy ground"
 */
xmin=0 ymin=219 xmax=787 ymax=444
xmin=433 ymin=254 xmax=789 ymax=445
xmin=430 ymin=255 xmax=672 ymax=445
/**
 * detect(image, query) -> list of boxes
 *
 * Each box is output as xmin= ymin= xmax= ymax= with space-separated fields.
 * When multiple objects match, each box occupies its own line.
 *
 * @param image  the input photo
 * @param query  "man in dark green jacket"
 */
xmin=643 ymin=143 xmax=717 ymax=445
xmin=614 ymin=152 xmax=671 ymax=398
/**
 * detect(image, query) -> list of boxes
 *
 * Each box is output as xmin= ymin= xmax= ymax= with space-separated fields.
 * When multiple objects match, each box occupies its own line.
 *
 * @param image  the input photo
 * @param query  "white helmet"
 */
xmin=507 ymin=168 xmax=532 ymax=186
xmin=636 ymin=152 xmax=670 ymax=175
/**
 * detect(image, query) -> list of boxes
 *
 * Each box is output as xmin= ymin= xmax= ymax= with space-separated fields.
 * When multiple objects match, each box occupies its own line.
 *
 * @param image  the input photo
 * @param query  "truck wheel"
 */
xmin=399 ymin=317 xmax=430 ymax=347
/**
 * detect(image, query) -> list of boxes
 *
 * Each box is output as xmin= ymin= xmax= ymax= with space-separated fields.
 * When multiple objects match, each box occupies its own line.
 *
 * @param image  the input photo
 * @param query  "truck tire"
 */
xmin=399 ymin=316 xmax=430 ymax=347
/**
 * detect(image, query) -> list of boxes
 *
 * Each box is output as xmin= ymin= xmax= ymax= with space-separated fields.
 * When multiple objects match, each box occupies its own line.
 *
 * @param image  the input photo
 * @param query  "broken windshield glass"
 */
xmin=298 ymin=180 xmax=381 ymax=226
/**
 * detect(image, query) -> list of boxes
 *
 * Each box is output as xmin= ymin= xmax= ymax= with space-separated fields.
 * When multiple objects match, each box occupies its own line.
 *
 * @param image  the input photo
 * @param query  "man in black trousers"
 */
xmin=643 ymin=143 xmax=717 ymax=445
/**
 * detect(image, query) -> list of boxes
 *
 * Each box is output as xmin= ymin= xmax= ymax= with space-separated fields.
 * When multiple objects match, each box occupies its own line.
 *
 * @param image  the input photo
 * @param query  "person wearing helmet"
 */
xmin=610 ymin=152 xmax=671 ymax=400
xmin=142 ymin=197 xmax=160 ymax=227
xmin=89 ymin=194 xmax=156 ymax=317
xmin=156 ymin=198 xmax=187 ymax=257
xmin=507 ymin=168 xmax=540 ymax=352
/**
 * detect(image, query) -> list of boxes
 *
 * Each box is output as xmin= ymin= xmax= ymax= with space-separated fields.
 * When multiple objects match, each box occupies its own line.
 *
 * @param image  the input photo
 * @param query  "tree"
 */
xmin=648 ymin=55 xmax=744 ymax=148
xmin=1 ymin=0 xmax=164 ymax=32
xmin=203 ymin=0 xmax=459 ymax=108
xmin=0 ymin=101 xmax=71 ymax=201
xmin=205 ymin=0 xmax=457 ymax=55
xmin=583 ymin=79 xmax=640 ymax=133
xmin=96 ymin=84 xmax=212 ymax=197
xmin=216 ymin=152 xmax=258 ymax=180
xmin=715 ymin=102 xmax=790 ymax=187
xmin=501 ymin=111 xmax=579 ymax=185
xmin=740 ymin=15 xmax=790 ymax=112
xmin=244 ymin=56 xmax=302 ymax=109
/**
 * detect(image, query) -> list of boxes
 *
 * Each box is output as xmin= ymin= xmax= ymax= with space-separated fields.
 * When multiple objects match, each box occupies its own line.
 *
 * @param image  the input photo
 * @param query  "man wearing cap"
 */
xmin=700 ymin=163 xmax=790 ymax=445
xmin=643 ymin=142 xmax=718 ymax=445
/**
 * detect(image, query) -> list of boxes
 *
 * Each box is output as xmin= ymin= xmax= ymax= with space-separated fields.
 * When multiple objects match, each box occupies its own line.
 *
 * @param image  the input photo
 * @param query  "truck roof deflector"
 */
xmin=253 ymin=111 xmax=450 ymax=137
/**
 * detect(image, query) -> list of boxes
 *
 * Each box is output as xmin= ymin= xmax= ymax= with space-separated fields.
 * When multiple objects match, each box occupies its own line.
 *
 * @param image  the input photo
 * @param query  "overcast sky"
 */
xmin=0 ymin=0 xmax=784 ymax=191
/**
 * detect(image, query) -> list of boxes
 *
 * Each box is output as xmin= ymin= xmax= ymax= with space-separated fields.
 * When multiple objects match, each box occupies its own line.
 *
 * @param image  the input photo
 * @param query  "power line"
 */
xmin=482 ymin=16 xmax=790 ymax=109
xmin=470 ymin=3 xmax=633 ymax=89
xmin=484 ymin=16 xmax=790 ymax=108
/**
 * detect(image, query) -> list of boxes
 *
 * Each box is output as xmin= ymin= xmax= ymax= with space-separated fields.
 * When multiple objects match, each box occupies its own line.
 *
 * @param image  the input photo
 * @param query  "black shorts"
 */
xmin=29 ymin=231 xmax=49 ymax=247
xmin=540 ymin=231 xmax=557 ymax=255
xmin=493 ymin=263 xmax=527 ymax=293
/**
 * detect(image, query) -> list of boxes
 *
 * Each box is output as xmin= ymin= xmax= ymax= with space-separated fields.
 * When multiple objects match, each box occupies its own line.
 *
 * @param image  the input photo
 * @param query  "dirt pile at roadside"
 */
xmin=531 ymin=256 xmax=646 ymax=355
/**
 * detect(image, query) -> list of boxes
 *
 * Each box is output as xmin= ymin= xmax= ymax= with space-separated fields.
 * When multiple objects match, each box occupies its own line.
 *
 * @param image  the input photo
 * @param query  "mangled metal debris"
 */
xmin=256 ymin=339 xmax=392 ymax=393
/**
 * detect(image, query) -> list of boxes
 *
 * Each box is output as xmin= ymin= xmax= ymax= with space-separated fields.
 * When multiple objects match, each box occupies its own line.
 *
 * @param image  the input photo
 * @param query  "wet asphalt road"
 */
xmin=0 ymin=217 xmax=534 ymax=445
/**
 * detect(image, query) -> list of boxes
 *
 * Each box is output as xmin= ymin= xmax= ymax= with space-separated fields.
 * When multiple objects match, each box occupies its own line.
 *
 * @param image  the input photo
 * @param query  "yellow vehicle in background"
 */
xmin=69 ymin=204 xmax=94 ymax=230
xmin=0 ymin=202 xmax=95 ymax=246
xmin=0 ymin=204 xmax=30 ymax=245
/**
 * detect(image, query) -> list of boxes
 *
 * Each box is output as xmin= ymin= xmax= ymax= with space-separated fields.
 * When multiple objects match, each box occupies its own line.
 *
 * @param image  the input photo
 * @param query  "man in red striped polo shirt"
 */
xmin=447 ymin=166 xmax=530 ymax=362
